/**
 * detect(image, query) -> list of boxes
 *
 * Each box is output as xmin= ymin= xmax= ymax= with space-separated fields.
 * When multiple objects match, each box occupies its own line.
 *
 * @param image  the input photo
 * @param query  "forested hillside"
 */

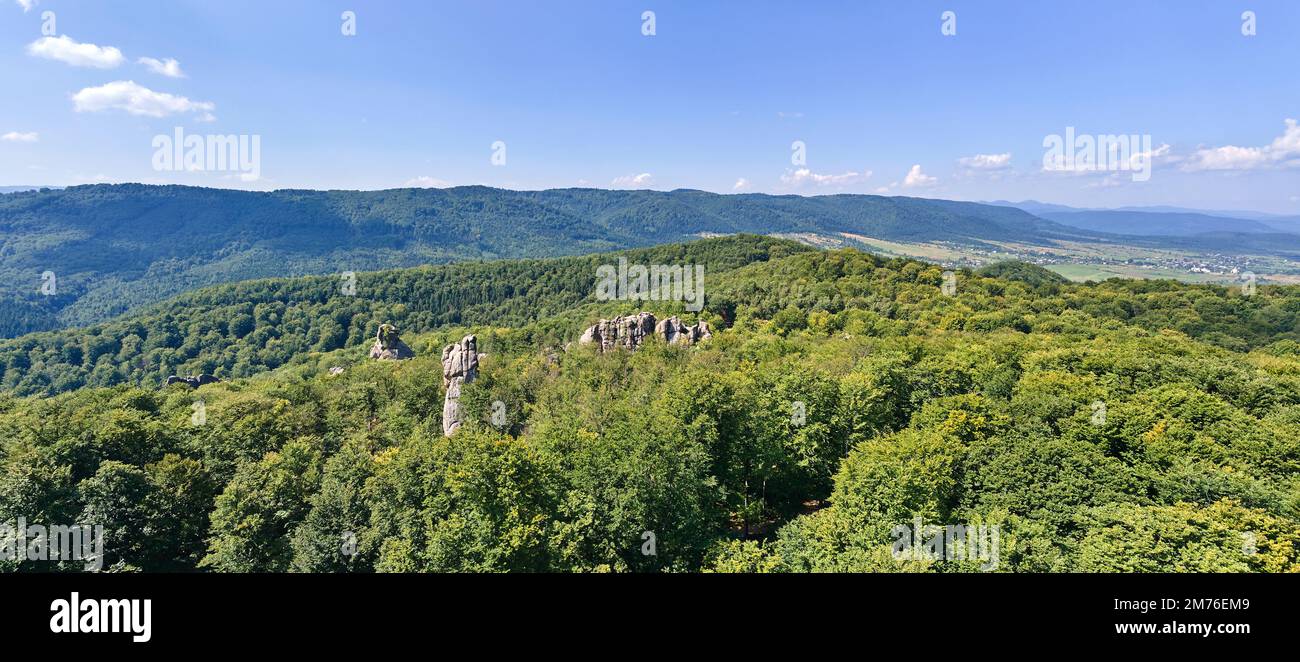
xmin=0 ymin=184 xmax=1096 ymax=337
xmin=0 ymin=236 xmax=807 ymax=394
xmin=1 ymin=234 xmax=1297 ymax=396
xmin=1 ymin=236 xmax=1297 ymax=572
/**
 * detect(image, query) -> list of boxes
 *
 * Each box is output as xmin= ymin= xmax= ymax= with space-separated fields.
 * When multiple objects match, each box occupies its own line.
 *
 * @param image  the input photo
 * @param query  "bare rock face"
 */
xmin=689 ymin=320 xmax=712 ymax=343
xmin=655 ymin=316 xmax=713 ymax=345
xmin=655 ymin=316 xmax=688 ymax=344
xmin=369 ymin=323 xmax=414 ymax=360
xmin=579 ymin=312 xmax=657 ymax=352
xmin=441 ymin=334 xmax=480 ymax=437
xmin=579 ymin=313 xmax=712 ymax=352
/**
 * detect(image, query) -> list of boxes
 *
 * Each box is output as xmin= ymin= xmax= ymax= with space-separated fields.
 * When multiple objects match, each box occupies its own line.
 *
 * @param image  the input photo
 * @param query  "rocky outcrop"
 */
xmin=441 ymin=335 xmax=481 ymax=437
xmin=578 ymin=313 xmax=712 ymax=352
xmin=579 ymin=312 xmax=656 ymax=352
xmin=164 ymin=374 xmax=220 ymax=388
xmin=369 ymin=323 xmax=414 ymax=360
xmin=655 ymin=316 xmax=712 ymax=345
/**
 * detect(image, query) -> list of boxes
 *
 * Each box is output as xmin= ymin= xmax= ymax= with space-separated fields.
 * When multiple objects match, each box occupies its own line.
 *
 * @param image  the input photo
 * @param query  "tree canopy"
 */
xmin=1 ymin=236 xmax=1297 ymax=572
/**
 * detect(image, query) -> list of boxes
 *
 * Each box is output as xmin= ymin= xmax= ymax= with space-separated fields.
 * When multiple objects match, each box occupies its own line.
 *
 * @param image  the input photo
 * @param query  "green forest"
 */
xmin=2 ymin=235 xmax=1298 ymax=572
xmin=0 ymin=182 xmax=1215 ymax=338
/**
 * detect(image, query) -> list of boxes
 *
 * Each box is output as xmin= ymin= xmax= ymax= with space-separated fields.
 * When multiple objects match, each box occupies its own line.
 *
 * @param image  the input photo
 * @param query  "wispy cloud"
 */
xmin=1182 ymin=119 xmax=1300 ymax=171
xmin=780 ymin=168 xmax=871 ymax=188
xmin=732 ymin=177 xmax=751 ymax=191
xmin=957 ymin=153 xmax=1011 ymax=170
xmin=138 ymin=57 xmax=185 ymax=78
xmin=2 ymin=131 xmax=39 ymax=143
xmin=72 ymin=80 xmax=215 ymax=119
xmin=1084 ymin=173 xmax=1126 ymax=189
xmin=16 ymin=0 xmax=38 ymax=13
xmin=71 ymin=173 xmax=118 ymax=184
xmin=611 ymin=173 xmax=654 ymax=188
xmin=403 ymin=176 xmax=452 ymax=188
xmin=27 ymin=35 xmax=125 ymax=69
xmin=1131 ymin=143 xmax=1173 ymax=170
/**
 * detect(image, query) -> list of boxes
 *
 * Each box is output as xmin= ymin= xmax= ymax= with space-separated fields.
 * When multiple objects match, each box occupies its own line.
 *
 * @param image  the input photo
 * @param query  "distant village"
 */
xmin=946 ymin=244 xmax=1266 ymax=280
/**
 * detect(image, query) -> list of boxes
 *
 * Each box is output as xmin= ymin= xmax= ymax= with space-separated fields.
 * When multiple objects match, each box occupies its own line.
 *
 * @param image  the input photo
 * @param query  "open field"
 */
xmin=822 ymin=232 xmax=1300 ymax=285
xmin=1046 ymin=263 xmax=1237 ymax=284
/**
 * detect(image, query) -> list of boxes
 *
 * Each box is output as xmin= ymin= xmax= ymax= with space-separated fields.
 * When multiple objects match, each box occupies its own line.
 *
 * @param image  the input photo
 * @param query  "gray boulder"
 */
xmin=579 ymin=313 xmax=712 ymax=352
xmin=369 ymin=323 xmax=415 ymax=360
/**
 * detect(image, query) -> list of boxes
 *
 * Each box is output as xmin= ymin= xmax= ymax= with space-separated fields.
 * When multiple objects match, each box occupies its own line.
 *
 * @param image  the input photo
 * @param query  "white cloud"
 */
xmin=2 ymin=131 xmax=39 ymax=143
xmin=902 ymin=164 xmax=937 ymax=188
xmin=733 ymin=177 xmax=751 ymax=191
xmin=138 ymin=57 xmax=185 ymax=78
xmin=17 ymin=0 xmax=37 ymax=12
xmin=780 ymin=168 xmax=871 ymax=187
xmin=611 ymin=173 xmax=654 ymax=188
xmin=404 ymin=176 xmax=453 ymax=188
xmin=777 ymin=111 xmax=804 ymax=119
xmin=27 ymin=35 xmax=125 ymax=69
xmin=1183 ymin=119 xmax=1300 ymax=171
xmin=72 ymin=80 xmax=215 ymax=118
xmin=957 ymin=153 xmax=1011 ymax=170
xmin=1185 ymin=145 xmax=1268 ymax=171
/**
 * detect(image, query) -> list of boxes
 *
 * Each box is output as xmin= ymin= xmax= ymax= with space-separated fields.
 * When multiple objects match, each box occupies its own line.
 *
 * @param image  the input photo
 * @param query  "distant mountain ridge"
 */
xmin=1038 ymin=210 xmax=1278 ymax=236
xmin=4 ymin=184 xmax=1299 ymax=340
xmin=0 ymin=184 xmax=1093 ymax=338
xmin=989 ymin=199 xmax=1300 ymax=236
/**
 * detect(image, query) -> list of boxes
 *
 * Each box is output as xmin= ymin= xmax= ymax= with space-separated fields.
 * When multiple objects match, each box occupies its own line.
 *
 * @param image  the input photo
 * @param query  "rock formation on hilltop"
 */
xmin=579 ymin=312 xmax=656 ymax=352
xmin=656 ymin=315 xmax=712 ymax=345
xmin=369 ymin=323 xmax=415 ymax=360
xmin=578 ymin=313 xmax=711 ymax=352
xmin=441 ymin=334 xmax=481 ymax=437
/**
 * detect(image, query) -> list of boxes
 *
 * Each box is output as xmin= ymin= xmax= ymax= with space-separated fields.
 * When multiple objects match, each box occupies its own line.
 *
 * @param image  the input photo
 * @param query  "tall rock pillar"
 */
xmin=441 ymin=335 xmax=480 ymax=436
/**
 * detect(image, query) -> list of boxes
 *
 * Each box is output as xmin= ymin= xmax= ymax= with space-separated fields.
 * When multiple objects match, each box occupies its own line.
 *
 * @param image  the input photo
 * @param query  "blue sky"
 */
xmin=2 ymin=0 xmax=1299 ymax=212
